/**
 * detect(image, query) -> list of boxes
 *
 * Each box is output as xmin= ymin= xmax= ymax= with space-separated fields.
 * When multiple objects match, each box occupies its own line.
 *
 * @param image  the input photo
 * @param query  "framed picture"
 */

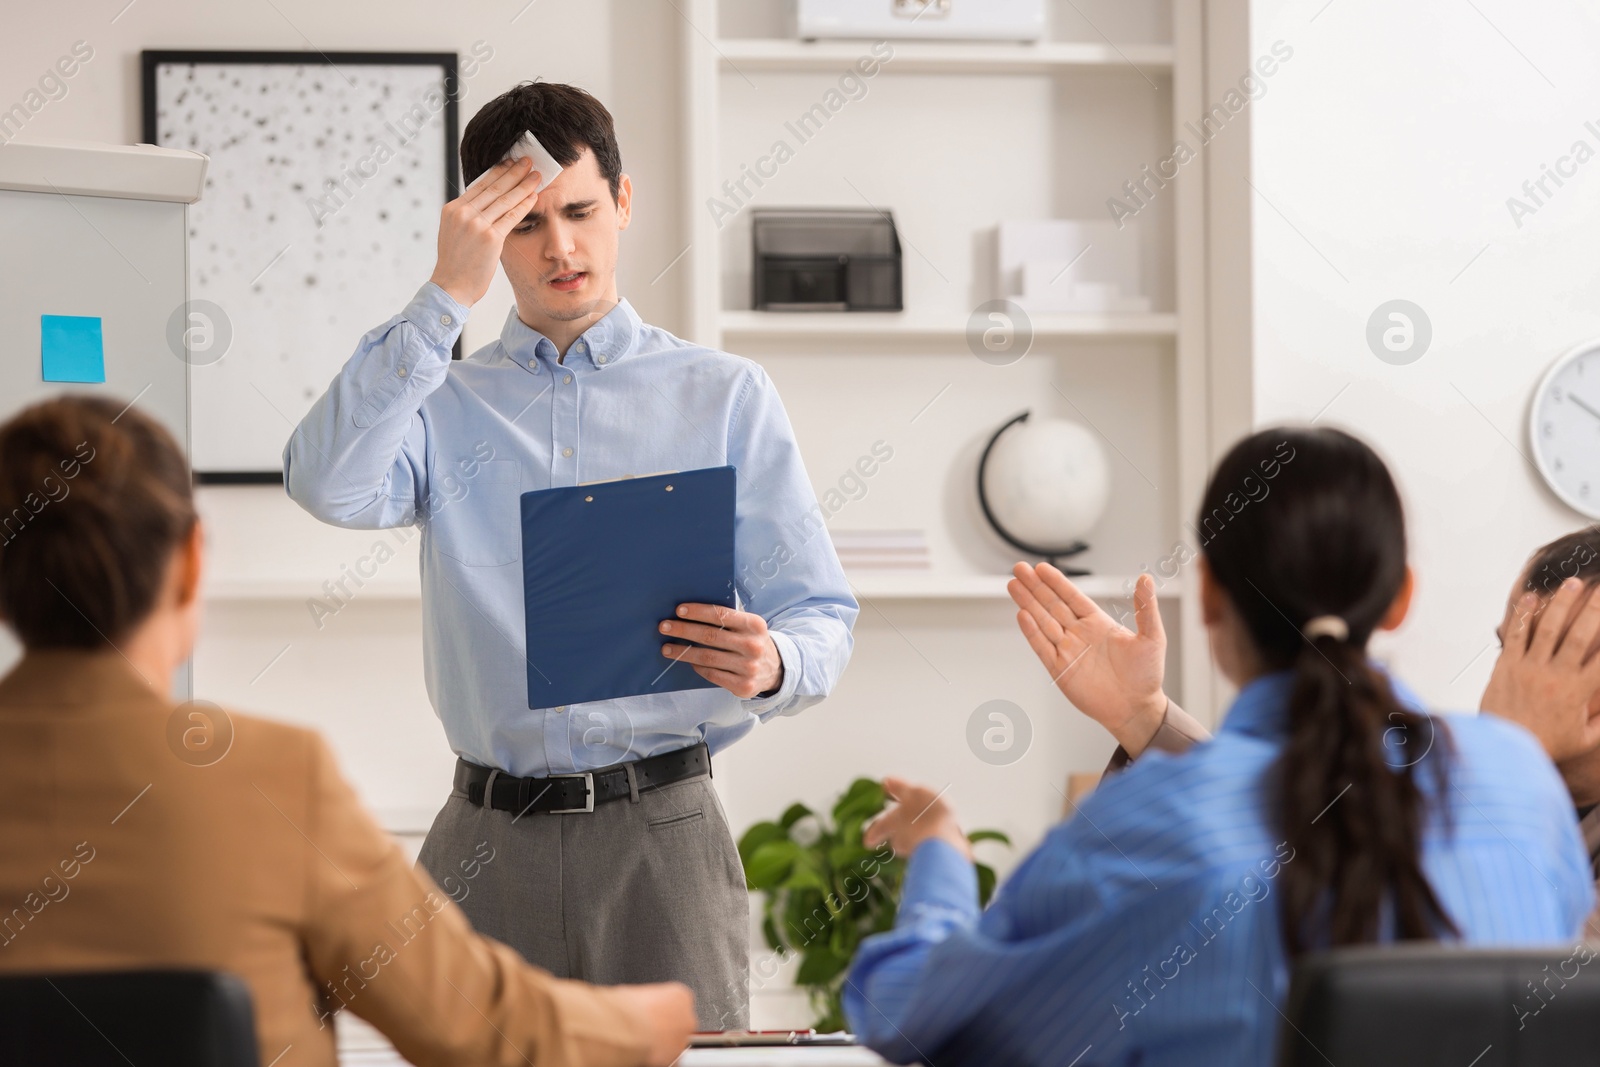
xmin=141 ymin=50 xmax=461 ymax=482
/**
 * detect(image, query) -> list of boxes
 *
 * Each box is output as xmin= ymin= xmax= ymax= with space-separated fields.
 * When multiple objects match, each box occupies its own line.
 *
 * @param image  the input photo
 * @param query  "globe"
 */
xmin=980 ymin=415 xmax=1111 ymax=549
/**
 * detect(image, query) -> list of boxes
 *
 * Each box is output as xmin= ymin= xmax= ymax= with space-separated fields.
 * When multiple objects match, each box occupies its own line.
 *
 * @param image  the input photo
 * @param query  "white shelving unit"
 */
xmin=847 ymin=571 xmax=1178 ymax=601
xmin=713 ymin=37 xmax=1175 ymax=74
xmin=721 ymin=310 xmax=1179 ymax=340
xmin=682 ymin=0 xmax=1215 ymax=720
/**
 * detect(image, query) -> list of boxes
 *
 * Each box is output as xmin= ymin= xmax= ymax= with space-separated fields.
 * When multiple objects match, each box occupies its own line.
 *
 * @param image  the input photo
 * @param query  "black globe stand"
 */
xmin=976 ymin=410 xmax=1093 ymax=576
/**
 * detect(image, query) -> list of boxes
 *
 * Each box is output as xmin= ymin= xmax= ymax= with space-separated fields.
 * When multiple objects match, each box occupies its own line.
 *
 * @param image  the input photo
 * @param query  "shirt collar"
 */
xmin=1219 ymin=666 xmax=1426 ymax=743
xmin=496 ymin=297 xmax=641 ymax=374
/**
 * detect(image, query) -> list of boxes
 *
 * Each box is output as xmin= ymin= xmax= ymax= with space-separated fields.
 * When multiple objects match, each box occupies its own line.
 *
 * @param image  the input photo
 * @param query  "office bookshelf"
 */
xmin=680 ymin=0 xmax=1216 ymax=722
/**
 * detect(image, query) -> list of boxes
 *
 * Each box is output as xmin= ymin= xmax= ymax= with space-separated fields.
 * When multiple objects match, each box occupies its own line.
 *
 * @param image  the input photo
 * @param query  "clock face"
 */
xmin=1531 ymin=342 xmax=1600 ymax=519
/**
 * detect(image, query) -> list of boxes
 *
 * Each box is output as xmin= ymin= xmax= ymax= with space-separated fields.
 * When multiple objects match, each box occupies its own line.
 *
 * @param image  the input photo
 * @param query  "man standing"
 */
xmin=285 ymin=82 xmax=857 ymax=1029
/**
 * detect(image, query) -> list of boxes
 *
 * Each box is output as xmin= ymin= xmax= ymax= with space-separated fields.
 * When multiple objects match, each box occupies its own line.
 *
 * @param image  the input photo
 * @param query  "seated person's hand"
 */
xmin=1482 ymin=576 xmax=1600 ymax=763
xmin=863 ymin=777 xmax=972 ymax=862
xmin=1008 ymin=563 xmax=1169 ymax=754
xmin=607 ymin=982 xmax=696 ymax=1065
xmin=660 ymin=603 xmax=784 ymax=699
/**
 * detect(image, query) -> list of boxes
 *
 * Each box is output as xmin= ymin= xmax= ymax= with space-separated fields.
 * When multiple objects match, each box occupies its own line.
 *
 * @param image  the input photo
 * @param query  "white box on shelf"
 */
xmin=790 ymin=0 xmax=1046 ymax=42
xmin=997 ymin=219 xmax=1148 ymax=315
xmin=1018 ymin=263 xmax=1152 ymax=313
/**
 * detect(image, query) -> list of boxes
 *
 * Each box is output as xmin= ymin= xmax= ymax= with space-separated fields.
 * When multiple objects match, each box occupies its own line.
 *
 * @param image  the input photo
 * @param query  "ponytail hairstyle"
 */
xmin=1198 ymin=427 xmax=1456 ymax=956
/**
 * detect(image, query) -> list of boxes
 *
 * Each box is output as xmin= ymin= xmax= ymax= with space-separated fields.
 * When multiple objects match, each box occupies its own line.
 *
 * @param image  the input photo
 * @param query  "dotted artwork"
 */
xmin=152 ymin=59 xmax=453 ymax=473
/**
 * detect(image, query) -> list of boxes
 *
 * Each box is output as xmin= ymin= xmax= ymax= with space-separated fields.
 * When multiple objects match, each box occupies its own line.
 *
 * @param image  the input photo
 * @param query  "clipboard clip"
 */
xmin=577 ymin=469 xmax=679 ymax=487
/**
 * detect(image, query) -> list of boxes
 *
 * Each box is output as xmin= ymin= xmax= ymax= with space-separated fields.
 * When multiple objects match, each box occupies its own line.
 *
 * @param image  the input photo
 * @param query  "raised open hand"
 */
xmin=1007 ymin=562 xmax=1170 ymax=755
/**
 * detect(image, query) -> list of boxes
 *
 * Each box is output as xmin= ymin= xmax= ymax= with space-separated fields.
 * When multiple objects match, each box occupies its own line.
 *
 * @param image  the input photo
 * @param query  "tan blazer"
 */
xmin=0 ymin=649 xmax=656 ymax=1067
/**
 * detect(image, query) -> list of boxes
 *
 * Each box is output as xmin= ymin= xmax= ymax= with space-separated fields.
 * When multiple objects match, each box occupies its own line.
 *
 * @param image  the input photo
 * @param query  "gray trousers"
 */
xmin=416 ymin=770 xmax=750 ymax=1030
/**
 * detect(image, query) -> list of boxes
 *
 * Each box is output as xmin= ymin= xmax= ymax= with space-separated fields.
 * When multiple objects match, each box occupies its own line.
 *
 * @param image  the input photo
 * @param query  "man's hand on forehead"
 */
xmin=427 ymin=157 xmax=545 ymax=307
xmin=1483 ymin=576 xmax=1600 ymax=762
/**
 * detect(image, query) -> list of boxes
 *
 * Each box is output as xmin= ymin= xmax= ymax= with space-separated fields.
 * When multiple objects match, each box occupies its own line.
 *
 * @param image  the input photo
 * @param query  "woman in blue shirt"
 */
xmin=844 ymin=427 xmax=1593 ymax=1067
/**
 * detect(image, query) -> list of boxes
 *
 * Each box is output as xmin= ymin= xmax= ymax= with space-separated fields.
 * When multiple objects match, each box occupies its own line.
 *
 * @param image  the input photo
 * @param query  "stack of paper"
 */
xmin=829 ymin=529 xmax=930 ymax=571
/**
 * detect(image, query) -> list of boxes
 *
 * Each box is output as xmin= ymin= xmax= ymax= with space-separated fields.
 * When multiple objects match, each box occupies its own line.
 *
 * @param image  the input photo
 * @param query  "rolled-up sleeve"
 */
xmin=1104 ymin=700 xmax=1211 ymax=775
xmin=727 ymin=365 xmax=858 ymax=720
xmin=284 ymin=281 xmax=469 ymax=529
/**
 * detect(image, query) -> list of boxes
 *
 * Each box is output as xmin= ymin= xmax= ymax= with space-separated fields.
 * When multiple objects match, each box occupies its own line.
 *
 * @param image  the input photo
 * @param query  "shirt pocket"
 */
xmin=428 ymin=458 xmax=523 ymax=567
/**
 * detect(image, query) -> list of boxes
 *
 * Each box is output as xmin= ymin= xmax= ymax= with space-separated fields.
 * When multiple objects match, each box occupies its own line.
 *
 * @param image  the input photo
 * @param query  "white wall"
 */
xmin=1249 ymin=0 xmax=1600 ymax=705
xmin=1 ymin=1 xmax=691 ymax=334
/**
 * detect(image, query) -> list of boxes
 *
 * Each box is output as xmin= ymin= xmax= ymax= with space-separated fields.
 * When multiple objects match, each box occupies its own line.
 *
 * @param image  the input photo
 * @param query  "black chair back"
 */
xmin=1279 ymin=944 xmax=1600 ymax=1067
xmin=0 ymin=969 xmax=258 ymax=1067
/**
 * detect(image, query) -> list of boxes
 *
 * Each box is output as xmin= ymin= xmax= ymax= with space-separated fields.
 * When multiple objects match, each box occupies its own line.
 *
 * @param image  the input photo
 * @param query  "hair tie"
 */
xmin=1303 ymin=615 xmax=1349 ymax=642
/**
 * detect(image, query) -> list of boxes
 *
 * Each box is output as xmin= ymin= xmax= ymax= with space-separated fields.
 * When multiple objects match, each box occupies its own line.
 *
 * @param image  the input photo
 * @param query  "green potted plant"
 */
xmin=737 ymin=777 xmax=1010 ymax=1032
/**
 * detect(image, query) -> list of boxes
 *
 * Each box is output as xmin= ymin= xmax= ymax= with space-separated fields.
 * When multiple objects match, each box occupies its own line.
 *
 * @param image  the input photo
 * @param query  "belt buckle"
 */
xmin=547 ymin=772 xmax=594 ymax=813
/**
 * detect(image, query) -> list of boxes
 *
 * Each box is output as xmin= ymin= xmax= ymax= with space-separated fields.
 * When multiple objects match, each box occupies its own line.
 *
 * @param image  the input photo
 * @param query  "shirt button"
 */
xmin=562 ymin=447 xmax=574 ymax=458
xmin=555 ymin=705 xmax=568 ymax=713
xmin=440 ymin=314 xmax=452 ymax=326
xmin=397 ymin=366 xmax=408 ymax=378
xmin=563 ymin=374 xmax=572 ymax=384
xmin=596 ymin=355 xmax=608 ymax=365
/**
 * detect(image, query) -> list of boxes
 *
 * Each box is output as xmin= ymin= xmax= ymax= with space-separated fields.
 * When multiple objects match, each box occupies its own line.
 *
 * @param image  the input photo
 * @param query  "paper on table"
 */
xmin=503 ymin=130 xmax=564 ymax=193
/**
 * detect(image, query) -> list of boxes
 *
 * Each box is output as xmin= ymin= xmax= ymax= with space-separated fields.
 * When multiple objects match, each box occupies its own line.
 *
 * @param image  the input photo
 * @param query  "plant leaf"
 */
xmin=831 ymin=778 xmax=886 ymax=825
xmin=828 ymin=844 xmax=875 ymax=880
xmin=779 ymin=802 xmax=815 ymax=830
xmin=761 ymin=913 xmax=782 ymax=953
xmin=745 ymin=839 xmax=803 ymax=890
xmin=976 ymin=862 xmax=997 ymax=907
xmin=795 ymin=945 xmax=851 ymax=987
xmin=783 ymin=864 xmax=829 ymax=895
xmin=737 ymin=821 xmax=789 ymax=869
xmin=966 ymin=828 xmax=1012 ymax=847
xmin=783 ymin=889 xmax=829 ymax=950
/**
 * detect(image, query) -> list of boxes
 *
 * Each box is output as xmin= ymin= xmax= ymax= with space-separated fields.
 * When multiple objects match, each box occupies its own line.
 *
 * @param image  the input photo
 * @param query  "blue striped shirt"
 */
xmin=285 ymin=283 xmax=857 ymax=776
xmin=844 ymin=672 xmax=1593 ymax=1066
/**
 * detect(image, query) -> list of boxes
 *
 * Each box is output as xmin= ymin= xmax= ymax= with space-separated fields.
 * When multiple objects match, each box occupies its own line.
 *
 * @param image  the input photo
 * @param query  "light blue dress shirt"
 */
xmin=844 ymin=672 xmax=1594 ymax=1067
xmin=285 ymin=282 xmax=858 ymax=777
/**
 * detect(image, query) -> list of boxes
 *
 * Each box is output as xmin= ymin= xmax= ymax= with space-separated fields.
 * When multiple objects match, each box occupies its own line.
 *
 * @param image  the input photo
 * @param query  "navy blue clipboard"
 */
xmin=520 ymin=466 xmax=737 ymax=709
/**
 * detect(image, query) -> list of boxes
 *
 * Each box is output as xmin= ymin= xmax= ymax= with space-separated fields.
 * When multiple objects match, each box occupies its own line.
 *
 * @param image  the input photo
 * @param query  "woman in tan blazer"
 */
xmin=0 ymin=395 xmax=695 ymax=1067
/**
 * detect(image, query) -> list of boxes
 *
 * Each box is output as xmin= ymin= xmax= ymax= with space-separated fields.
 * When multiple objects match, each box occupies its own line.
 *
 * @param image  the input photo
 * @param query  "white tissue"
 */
xmin=503 ymin=130 xmax=564 ymax=193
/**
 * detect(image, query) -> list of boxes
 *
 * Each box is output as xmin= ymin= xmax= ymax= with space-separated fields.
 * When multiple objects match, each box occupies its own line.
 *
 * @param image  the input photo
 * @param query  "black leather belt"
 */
xmin=455 ymin=743 xmax=712 ymax=816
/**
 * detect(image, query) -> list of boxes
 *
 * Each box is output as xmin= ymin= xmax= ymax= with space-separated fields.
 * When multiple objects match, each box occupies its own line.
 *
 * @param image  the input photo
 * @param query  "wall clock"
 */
xmin=1531 ymin=339 xmax=1600 ymax=519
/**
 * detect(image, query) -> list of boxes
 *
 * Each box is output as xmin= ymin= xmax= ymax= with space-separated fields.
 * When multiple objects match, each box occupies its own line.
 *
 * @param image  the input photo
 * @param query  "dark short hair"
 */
xmin=0 ymin=396 xmax=196 ymax=648
xmin=459 ymin=81 xmax=623 ymax=201
xmin=1522 ymin=525 xmax=1600 ymax=597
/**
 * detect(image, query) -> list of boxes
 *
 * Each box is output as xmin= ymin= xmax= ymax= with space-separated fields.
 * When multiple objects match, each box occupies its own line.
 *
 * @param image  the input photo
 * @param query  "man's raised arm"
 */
xmin=284 ymin=157 xmax=545 ymax=529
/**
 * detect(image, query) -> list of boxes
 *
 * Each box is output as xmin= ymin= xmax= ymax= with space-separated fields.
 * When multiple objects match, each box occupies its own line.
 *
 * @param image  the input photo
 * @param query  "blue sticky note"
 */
xmin=41 ymin=315 xmax=106 ymax=384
